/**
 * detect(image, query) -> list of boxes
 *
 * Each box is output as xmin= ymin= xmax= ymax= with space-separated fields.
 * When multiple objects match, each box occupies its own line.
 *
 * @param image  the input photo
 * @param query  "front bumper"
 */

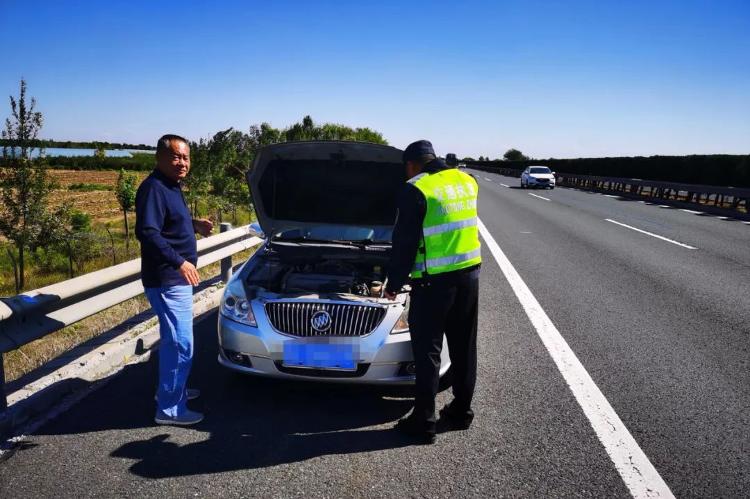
xmin=217 ymin=305 xmax=450 ymax=385
xmin=527 ymin=178 xmax=555 ymax=187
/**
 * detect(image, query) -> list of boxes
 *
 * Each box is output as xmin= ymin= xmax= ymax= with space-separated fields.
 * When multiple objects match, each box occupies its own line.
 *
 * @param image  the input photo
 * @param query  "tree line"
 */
xmin=467 ymin=154 xmax=750 ymax=188
xmin=0 ymin=138 xmax=154 ymax=150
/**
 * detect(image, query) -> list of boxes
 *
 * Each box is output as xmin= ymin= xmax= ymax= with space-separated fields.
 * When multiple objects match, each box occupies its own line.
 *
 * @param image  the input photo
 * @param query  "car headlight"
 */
xmin=391 ymin=296 xmax=410 ymax=334
xmin=220 ymin=279 xmax=257 ymax=326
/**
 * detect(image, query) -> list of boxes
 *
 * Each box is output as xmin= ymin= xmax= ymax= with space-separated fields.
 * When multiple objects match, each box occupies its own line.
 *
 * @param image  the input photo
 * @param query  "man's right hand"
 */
xmin=179 ymin=261 xmax=200 ymax=286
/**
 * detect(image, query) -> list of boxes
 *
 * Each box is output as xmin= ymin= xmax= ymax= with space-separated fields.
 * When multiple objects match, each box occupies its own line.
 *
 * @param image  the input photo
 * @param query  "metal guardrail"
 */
xmin=0 ymin=223 xmax=264 ymax=410
xmin=555 ymin=173 xmax=750 ymax=213
xmin=465 ymin=163 xmax=750 ymax=216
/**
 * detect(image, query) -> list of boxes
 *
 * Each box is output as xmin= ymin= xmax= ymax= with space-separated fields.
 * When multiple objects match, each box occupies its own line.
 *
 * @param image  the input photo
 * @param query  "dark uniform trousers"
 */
xmin=408 ymin=266 xmax=480 ymax=425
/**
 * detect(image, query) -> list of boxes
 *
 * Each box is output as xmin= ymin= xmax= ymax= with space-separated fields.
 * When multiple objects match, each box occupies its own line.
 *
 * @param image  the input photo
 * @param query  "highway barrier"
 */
xmin=0 ymin=223 xmax=264 ymax=414
xmin=466 ymin=163 xmax=750 ymax=218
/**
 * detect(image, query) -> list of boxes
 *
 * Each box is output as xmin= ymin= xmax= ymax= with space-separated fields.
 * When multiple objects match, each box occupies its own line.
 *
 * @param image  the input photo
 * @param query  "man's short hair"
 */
xmin=156 ymin=134 xmax=189 ymax=156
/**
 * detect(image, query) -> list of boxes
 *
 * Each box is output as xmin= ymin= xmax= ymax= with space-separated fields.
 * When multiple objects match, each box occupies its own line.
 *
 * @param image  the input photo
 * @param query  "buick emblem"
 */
xmin=310 ymin=310 xmax=332 ymax=332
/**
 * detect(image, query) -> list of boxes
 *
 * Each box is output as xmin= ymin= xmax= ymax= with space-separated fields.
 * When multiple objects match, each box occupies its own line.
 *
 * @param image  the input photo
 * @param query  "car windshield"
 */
xmin=530 ymin=167 xmax=551 ymax=174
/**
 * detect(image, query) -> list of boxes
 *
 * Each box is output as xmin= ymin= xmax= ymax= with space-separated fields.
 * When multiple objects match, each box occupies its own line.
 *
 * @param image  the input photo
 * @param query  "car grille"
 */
xmin=264 ymin=302 xmax=387 ymax=337
xmin=535 ymin=178 xmax=549 ymax=182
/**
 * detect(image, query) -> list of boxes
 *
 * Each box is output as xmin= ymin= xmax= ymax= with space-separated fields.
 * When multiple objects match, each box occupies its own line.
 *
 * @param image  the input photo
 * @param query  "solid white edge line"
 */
xmin=528 ymin=193 xmax=551 ymax=201
xmin=477 ymin=218 xmax=674 ymax=498
xmin=605 ymin=219 xmax=697 ymax=250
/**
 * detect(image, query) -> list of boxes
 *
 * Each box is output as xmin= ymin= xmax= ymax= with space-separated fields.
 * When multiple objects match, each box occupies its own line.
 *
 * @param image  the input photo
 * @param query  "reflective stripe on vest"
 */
xmin=412 ymin=248 xmax=482 ymax=272
xmin=409 ymin=169 xmax=482 ymax=278
xmin=422 ymin=216 xmax=478 ymax=237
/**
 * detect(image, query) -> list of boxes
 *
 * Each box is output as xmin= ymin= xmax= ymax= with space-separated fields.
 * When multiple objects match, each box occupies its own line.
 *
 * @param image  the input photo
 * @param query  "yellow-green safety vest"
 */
xmin=409 ymin=168 xmax=481 ymax=278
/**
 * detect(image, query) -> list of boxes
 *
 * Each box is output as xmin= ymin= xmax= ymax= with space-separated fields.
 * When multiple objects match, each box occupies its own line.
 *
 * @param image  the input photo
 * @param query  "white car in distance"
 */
xmin=521 ymin=166 xmax=556 ymax=189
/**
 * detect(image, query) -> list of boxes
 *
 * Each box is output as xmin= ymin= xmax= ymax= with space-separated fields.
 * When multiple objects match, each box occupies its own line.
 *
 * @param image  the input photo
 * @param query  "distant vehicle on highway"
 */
xmin=521 ymin=166 xmax=556 ymax=189
xmin=445 ymin=153 xmax=458 ymax=166
xmin=217 ymin=141 xmax=451 ymax=384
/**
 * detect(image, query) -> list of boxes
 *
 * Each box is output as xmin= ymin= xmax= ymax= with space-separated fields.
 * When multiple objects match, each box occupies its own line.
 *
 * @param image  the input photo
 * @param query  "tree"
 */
xmin=94 ymin=142 xmax=106 ymax=161
xmin=503 ymin=148 xmax=529 ymax=161
xmin=115 ymin=169 xmax=138 ymax=254
xmin=0 ymin=79 xmax=62 ymax=292
xmin=49 ymin=208 xmax=98 ymax=278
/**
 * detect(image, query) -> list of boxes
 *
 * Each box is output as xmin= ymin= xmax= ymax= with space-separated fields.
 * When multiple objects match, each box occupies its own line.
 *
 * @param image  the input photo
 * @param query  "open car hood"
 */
xmin=247 ymin=141 xmax=405 ymax=242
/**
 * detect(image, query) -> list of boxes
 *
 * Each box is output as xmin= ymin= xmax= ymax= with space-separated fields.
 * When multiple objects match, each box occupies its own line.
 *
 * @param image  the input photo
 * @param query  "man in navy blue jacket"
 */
xmin=135 ymin=134 xmax=213 ymax=426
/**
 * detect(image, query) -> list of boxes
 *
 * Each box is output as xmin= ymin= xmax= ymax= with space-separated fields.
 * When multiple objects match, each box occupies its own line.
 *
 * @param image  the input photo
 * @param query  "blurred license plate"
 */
xmin=283 ymin=343 xmax=357 ymax=370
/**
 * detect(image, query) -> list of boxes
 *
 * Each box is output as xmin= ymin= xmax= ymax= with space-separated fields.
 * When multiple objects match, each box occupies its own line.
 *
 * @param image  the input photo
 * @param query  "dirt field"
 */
xmin=46 ymin=170 xmax=150 ymax=222
xmin=48 ymin=169 xmax=149 ymax=188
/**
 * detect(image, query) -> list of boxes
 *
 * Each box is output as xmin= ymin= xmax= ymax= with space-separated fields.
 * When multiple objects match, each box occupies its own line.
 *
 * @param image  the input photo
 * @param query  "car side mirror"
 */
xmin=551 ymin=171 xmax=556 ymax=176
xmin=249 ymin=222 xmax=265 ymax=238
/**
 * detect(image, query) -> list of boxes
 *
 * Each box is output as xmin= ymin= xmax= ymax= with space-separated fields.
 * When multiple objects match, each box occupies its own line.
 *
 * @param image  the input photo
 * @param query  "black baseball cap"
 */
xmin=402 ymin=140 xmax=436 ymax=163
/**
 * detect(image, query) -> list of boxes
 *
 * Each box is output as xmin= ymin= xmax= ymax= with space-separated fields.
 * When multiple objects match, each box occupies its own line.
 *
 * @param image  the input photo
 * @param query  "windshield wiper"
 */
xmin=272 ymin=236 xmax=332 ymax=244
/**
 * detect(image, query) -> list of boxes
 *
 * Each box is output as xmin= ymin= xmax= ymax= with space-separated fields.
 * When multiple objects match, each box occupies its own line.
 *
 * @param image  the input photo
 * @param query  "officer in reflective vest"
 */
xmin=385 ymin=140 xmax=481 ymax=444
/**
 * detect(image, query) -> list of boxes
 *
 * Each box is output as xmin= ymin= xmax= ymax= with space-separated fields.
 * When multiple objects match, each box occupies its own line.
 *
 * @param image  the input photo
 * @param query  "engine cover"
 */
xmin=282 ymin=273 xmax=355 ymax=294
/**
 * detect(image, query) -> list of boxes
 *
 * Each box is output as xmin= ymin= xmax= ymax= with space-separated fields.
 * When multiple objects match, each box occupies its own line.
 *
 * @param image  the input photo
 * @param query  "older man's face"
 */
xmin=157 ymin=140 xmax=191 ymax=182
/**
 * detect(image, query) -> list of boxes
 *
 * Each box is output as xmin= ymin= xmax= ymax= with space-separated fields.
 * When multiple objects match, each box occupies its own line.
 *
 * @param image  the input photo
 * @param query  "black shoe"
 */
xmin=438 ymin=405 xmax=474 ymax=431
xmin=394 ymin=416 xmax=437 ymax=445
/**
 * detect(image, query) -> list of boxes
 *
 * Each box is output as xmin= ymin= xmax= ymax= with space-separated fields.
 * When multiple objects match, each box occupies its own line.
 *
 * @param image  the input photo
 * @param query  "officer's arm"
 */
xmin=385 ymin=184 xmax=425 ymax=294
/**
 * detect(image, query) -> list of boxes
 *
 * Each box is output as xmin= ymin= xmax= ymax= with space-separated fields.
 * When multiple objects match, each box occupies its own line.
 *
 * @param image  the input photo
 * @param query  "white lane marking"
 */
xmin=743 ymin=221 xmax=750 ymax=225
xmin=484 ymin=177 xmax=492 ymax=182
xmin=500 ymin=183 xmax=509 ymax=188
xmin=680 ymin=209 xmax=703 ymax=214
xmin=603 ymin=194 xmax=620 ymax=198
xmin=528 ymin=193 xmax=551 ymax=201
xmin=605 ymin=219 xmax=697 ymax=250
xmin=477 ymin=218 xmax=674 ymax=499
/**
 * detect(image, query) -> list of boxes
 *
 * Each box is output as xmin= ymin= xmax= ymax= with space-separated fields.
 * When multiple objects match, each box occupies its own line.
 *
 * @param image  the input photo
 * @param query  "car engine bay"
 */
xmin=243 ymin=241 xmax=403 ymax=300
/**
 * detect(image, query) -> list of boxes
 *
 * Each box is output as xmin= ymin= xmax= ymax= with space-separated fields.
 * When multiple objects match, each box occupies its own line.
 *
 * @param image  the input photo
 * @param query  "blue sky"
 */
xmin=1 ymin=0 xmax=748 ymax=158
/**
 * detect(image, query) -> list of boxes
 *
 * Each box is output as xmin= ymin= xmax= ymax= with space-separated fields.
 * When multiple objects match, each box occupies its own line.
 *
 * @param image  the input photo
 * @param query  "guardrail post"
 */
xmin=220 ymin=223 xmax=233 ymax=282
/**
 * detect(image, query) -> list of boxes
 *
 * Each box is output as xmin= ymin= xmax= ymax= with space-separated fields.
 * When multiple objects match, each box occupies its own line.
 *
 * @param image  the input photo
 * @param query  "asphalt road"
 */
xmin=1 ymin=170 xmax=748 ymax=498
